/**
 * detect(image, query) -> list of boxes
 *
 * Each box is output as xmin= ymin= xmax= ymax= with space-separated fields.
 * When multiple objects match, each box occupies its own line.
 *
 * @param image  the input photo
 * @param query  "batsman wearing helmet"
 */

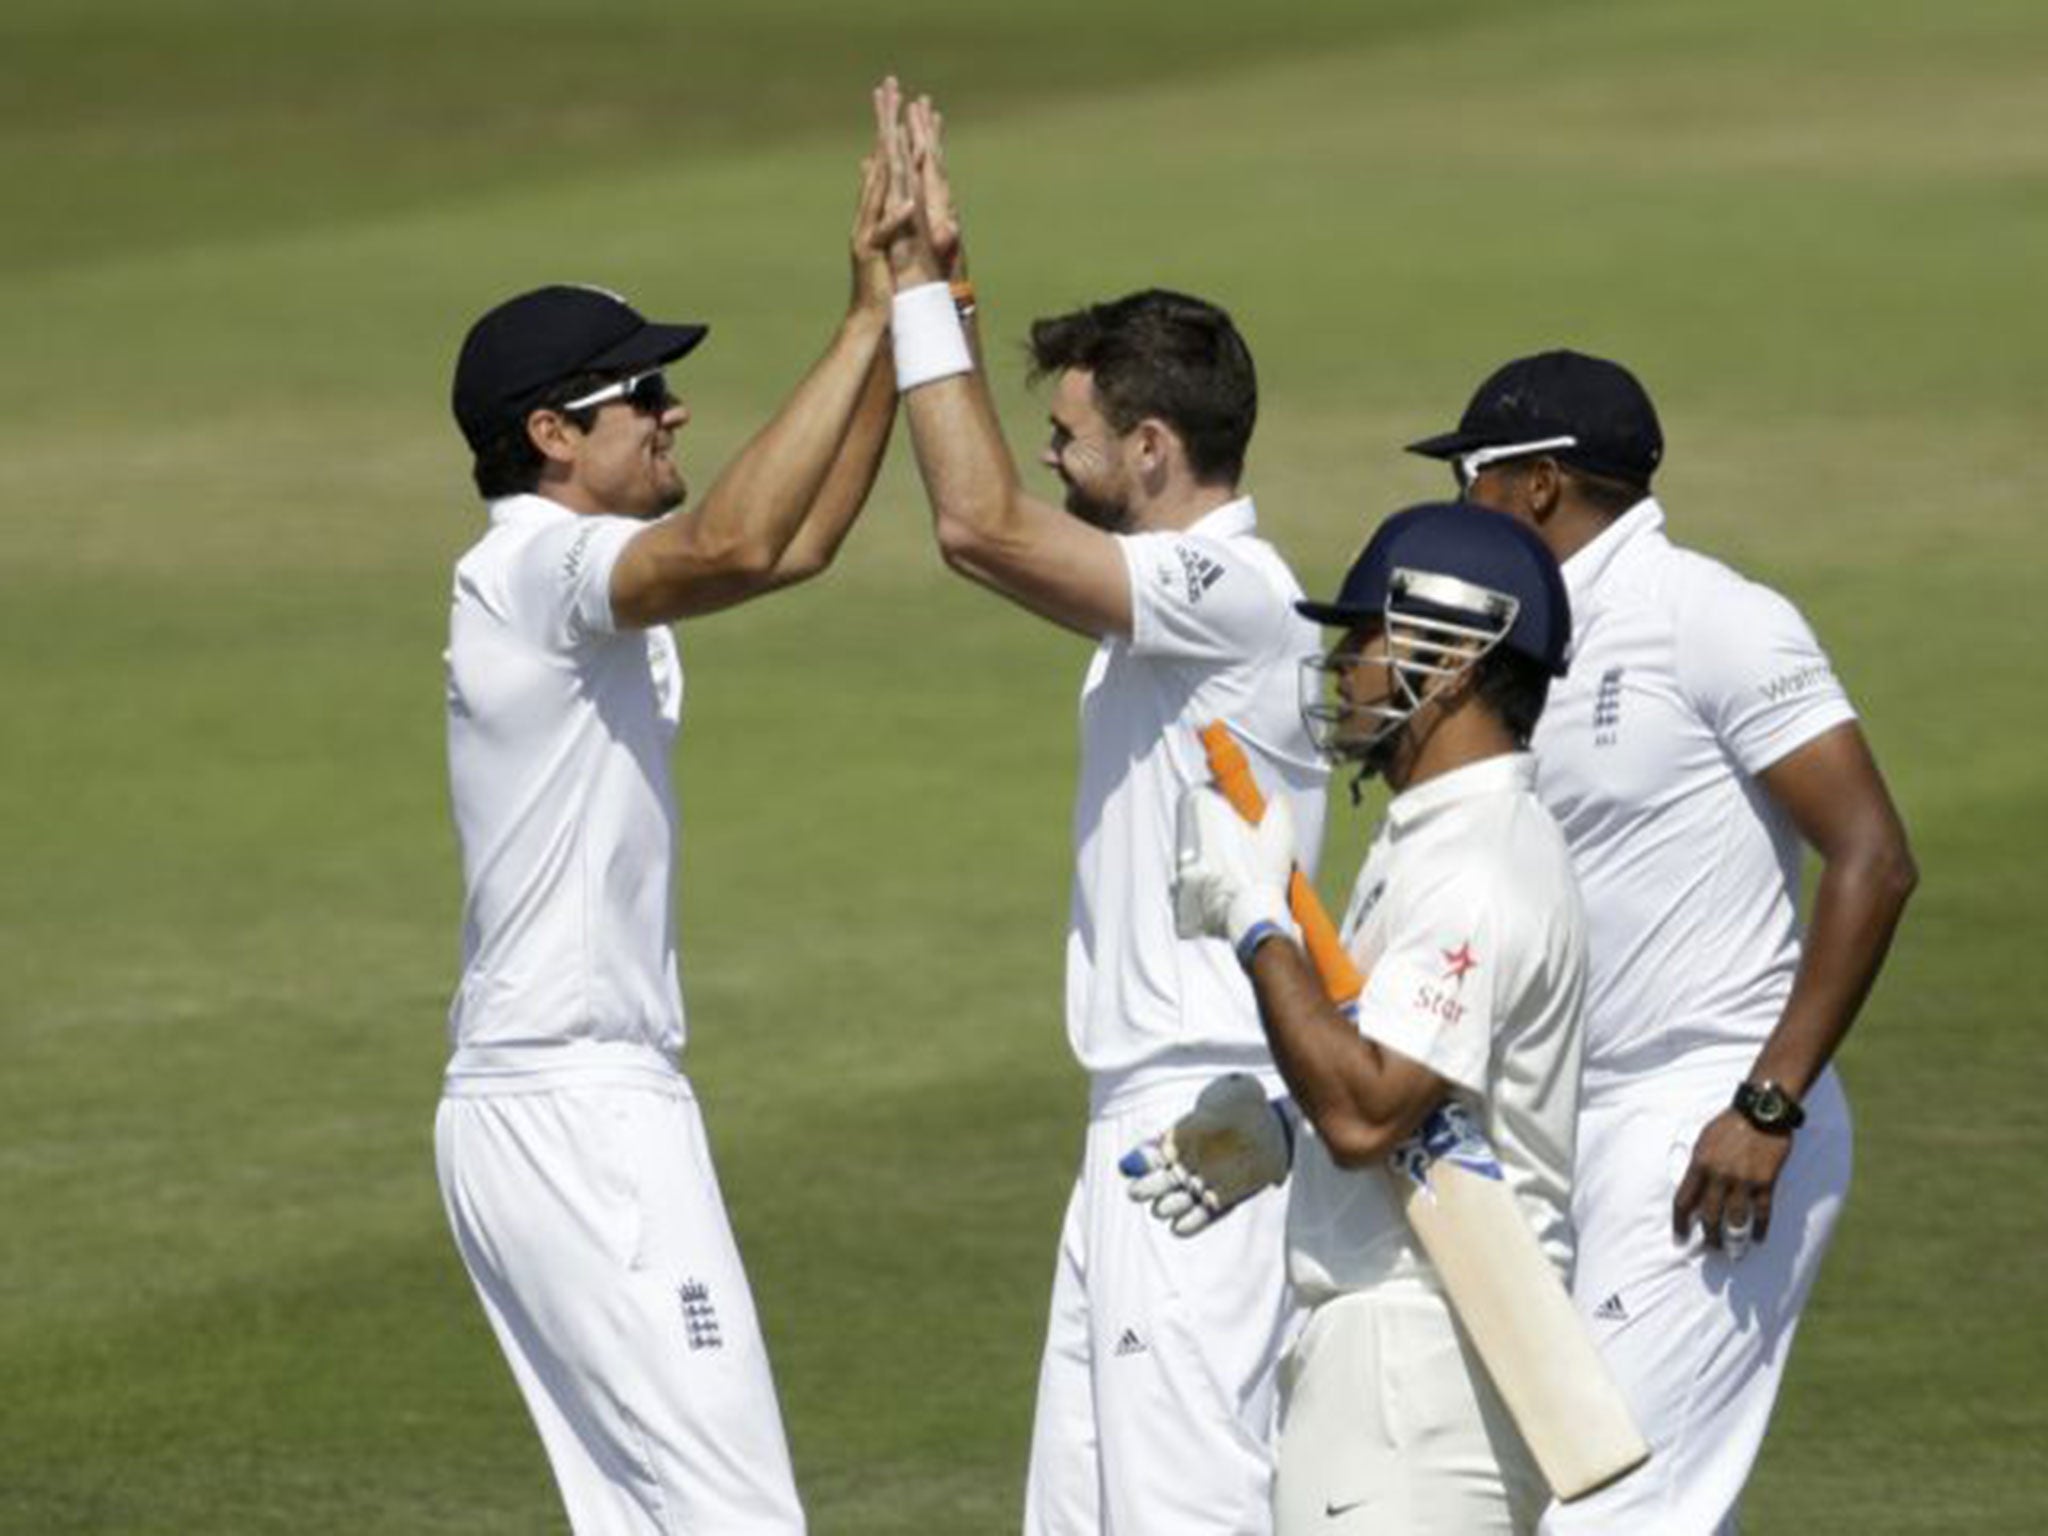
xmin=1128 ymin=503 xmax=1591 ymax=1534
xmin=1413 ymin=351 xmax=1918 ymax=1533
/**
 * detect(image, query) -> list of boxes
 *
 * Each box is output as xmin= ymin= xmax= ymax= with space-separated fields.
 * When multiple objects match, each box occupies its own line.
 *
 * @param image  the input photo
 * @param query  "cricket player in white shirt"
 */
xmin=435 ymin=133 xmax=905 ymax=1535
xmin=1129 ymin=502 xmax=1589 ymax=1534
xmin=874 ymin=92 xmax=1327 ymax=1533
xmin=1408 ymin=351 xmax=1918 ymax=1533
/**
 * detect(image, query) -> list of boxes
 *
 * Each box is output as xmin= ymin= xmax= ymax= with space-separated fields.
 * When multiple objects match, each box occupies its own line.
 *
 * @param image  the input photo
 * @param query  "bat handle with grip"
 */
xmin=1197 ymin=723 xmax=1365 ymax=1006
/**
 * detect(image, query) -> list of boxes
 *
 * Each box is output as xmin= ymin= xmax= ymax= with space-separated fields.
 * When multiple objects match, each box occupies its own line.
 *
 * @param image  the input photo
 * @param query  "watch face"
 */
xmin=1737 ymin=1081 xmax=1801 ymax=1130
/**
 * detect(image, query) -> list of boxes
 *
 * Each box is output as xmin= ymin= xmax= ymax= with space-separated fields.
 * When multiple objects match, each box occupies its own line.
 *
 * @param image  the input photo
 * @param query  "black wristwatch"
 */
xmin=1732 ymin=1079 xmax=1806 ymax=1134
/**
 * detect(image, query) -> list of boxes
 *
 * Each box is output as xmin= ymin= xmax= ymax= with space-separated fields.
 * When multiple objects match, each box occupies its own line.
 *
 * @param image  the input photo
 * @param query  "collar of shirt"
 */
xmin=1384 ymin=751 xmax=1537 ymax=836
xmin=1560 ymin=496 xmax=1664 ymax=613
xmin=1177 ymin=495 xmax=1257 ymax=540
xmin=487 ymin=493 xmax=581 ymax=529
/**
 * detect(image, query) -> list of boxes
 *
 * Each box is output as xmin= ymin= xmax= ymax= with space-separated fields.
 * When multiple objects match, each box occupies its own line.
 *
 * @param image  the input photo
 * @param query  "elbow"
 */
xmin=727 ymin=533 xmax=784 ymax=584
xmin=932 ymin=483 xmax=1024 ymax=577
xmin=1852 ymin=823 xmax=1920 ymax=916
xmin=1314 ymin=1110 xmax=1399 ymax=1170
xmin=775 ymin=543 xmax=831 ymax=588
xmin=688 ymin=524 xmax=782 ymax=586
xmin=934 ymin=506 xmax=995 ymax=576
xmin=1880 ymin=837 xmax=1920 ymax=913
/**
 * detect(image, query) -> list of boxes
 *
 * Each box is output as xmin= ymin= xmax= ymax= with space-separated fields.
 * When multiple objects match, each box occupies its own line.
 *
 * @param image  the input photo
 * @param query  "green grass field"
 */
xmin=2 ymin=0 xmax=2043 ymax=1529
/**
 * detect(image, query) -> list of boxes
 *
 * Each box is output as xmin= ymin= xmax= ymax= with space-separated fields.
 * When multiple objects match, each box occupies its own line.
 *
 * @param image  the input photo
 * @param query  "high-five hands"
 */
xmin=904 ymin=93 xmax=963 ymax=278
xmin=1121 ymin=1074 xmax=1294 ymax=1236
xmin=871 ymin=76 xmax=944 ymax=285
xmin=850 ymin=101 xmax=914 ymax=315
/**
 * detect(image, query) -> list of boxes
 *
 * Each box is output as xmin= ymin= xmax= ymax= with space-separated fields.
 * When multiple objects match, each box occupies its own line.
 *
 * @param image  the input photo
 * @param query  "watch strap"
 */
xmin=1733 ymin=1079 xmax=1806 ymax=1133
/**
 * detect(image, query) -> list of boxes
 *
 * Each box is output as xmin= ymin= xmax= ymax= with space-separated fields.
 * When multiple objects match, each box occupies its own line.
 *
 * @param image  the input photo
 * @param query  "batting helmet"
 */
xmin=1296 ymin=502 xmax=1572 ymax=765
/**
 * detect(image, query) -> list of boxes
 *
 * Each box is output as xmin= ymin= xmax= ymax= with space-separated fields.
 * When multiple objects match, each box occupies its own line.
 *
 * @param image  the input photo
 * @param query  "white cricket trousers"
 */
xmin=1539 ymin=1067 xmax=1852 ymax=1536
xmin=436 ymin=1069 xmax=806 ymax=1536
xmin=1274 ymin=1288 xmax=1545 ymax=1536
xmin=1024 ymin=1072 xmax=1299 ymax=1536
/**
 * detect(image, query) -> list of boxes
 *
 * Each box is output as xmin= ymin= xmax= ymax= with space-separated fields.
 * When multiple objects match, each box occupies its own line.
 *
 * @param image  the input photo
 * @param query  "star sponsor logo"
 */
xmin=1412 ymin=943 xmax=1477 ymax=1026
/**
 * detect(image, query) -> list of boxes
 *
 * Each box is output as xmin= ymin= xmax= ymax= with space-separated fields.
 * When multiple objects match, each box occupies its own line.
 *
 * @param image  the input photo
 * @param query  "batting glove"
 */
xmin=1173 ymin=786 xmax=1296 ymax=962
xmin=1119 ymin=1073 xmax=1295 ymax=1237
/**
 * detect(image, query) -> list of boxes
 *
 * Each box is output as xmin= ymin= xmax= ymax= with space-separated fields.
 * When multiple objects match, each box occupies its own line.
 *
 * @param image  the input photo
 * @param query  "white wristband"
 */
xmin=891 ymin=281 xmax=974 ymax=392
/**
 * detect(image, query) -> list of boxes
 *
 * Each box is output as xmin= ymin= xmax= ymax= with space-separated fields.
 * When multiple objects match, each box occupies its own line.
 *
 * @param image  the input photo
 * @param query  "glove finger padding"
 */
xmin=1119 ymin=1139 xmax=1210 ymax=1227
xmin=1120 ymin=1144 xmax=1181 ymax=1203
xmin=1121 ymin=1075 xmax=1292 ymax=1238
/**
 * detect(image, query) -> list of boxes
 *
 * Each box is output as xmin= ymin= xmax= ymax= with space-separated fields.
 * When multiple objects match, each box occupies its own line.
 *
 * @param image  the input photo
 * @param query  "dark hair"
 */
xmin=1472 ymin=645 xmax=1554 ymax=745
xmin=468 ymin=371 xmax=608 ymax=499
xmin=1560 ymin=463 xmax=1647 ymax=518
xmin=1027 ymin=289 xmax=1257 ymax=485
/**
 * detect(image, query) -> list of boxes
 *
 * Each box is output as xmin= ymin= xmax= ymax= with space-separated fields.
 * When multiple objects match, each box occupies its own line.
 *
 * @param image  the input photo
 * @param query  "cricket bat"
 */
xmin=1199 ymin=722 xmax=1649 ymax=1503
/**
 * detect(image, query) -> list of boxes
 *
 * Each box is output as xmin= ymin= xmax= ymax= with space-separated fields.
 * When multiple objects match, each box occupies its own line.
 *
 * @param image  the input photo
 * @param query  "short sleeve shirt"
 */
xmin=1529 ymin=501 xmax=1857 ymax=1098
xmin=444 ymin=494 xmax=688 ymax=1059
xmin=1286 ymin=754 xmax=1587 ymax=1303
xmin=1067 ymin=498 xmax=1330 ymax=1080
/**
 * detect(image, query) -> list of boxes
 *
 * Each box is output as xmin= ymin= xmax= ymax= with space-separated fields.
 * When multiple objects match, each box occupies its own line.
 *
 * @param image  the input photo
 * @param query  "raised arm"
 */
xmin=879 ymin=85 xmax=1133 ymax=639
xmin=608 ymin=143 xmax=904 ymax=627
xmin=759 ymin=92 xmax=919 ymax=590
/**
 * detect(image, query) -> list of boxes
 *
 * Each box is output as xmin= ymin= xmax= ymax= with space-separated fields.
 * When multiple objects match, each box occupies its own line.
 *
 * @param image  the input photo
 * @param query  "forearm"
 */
xmin=688 ymin=307 xmax=889 ymax=570
xmin=766 ymin=346 xmax=897 ymax=587
xmin=1246 ymin=938 xmax=1431 ymax=1167
xmin=901 ymin=360 xmax=1030 ymax=573
xmin=1748 ymin=842 xmax=1917 ymax=1096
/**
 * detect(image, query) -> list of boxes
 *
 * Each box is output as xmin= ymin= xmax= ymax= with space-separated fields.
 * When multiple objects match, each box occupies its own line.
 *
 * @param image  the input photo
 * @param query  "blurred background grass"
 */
xmin=0 ymin=0 xmax=2042 ymax=1529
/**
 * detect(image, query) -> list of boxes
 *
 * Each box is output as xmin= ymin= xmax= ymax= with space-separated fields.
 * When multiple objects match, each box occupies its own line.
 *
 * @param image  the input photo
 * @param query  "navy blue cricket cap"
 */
xmin=1406 ymin=349 xmax=1663 ymax=487
xmin=452 ymin=284 xmax=708 ymax=453
xmin=1297 ymin=502 xmax=1573 ymax=677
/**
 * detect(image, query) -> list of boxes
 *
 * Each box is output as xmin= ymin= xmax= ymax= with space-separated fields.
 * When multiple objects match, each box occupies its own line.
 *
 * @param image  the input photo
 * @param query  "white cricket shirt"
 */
xmin=1070 ymin=497 xmax=1329 ymax=1089
xmin=443 ymin=494 xmax=687 ymax=1068
xmin=1287 ymin=753 xmax=1587 ymax=1304
xmin=1530 ymin=500 xmax=1856 ymax=1102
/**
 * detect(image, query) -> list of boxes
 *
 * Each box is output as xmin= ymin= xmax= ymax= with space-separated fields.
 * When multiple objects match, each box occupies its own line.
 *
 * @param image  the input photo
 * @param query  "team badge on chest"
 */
xmin=679 ymin=1279 xmax=722 ymax=1351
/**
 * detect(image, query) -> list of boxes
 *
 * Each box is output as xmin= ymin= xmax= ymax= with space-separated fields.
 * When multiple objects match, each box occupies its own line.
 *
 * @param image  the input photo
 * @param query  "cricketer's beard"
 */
xmin=1341 ymin=723 xmax=1405 ymax=797
xmin=1063 ymin=481 xmax=1136 ymax=533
